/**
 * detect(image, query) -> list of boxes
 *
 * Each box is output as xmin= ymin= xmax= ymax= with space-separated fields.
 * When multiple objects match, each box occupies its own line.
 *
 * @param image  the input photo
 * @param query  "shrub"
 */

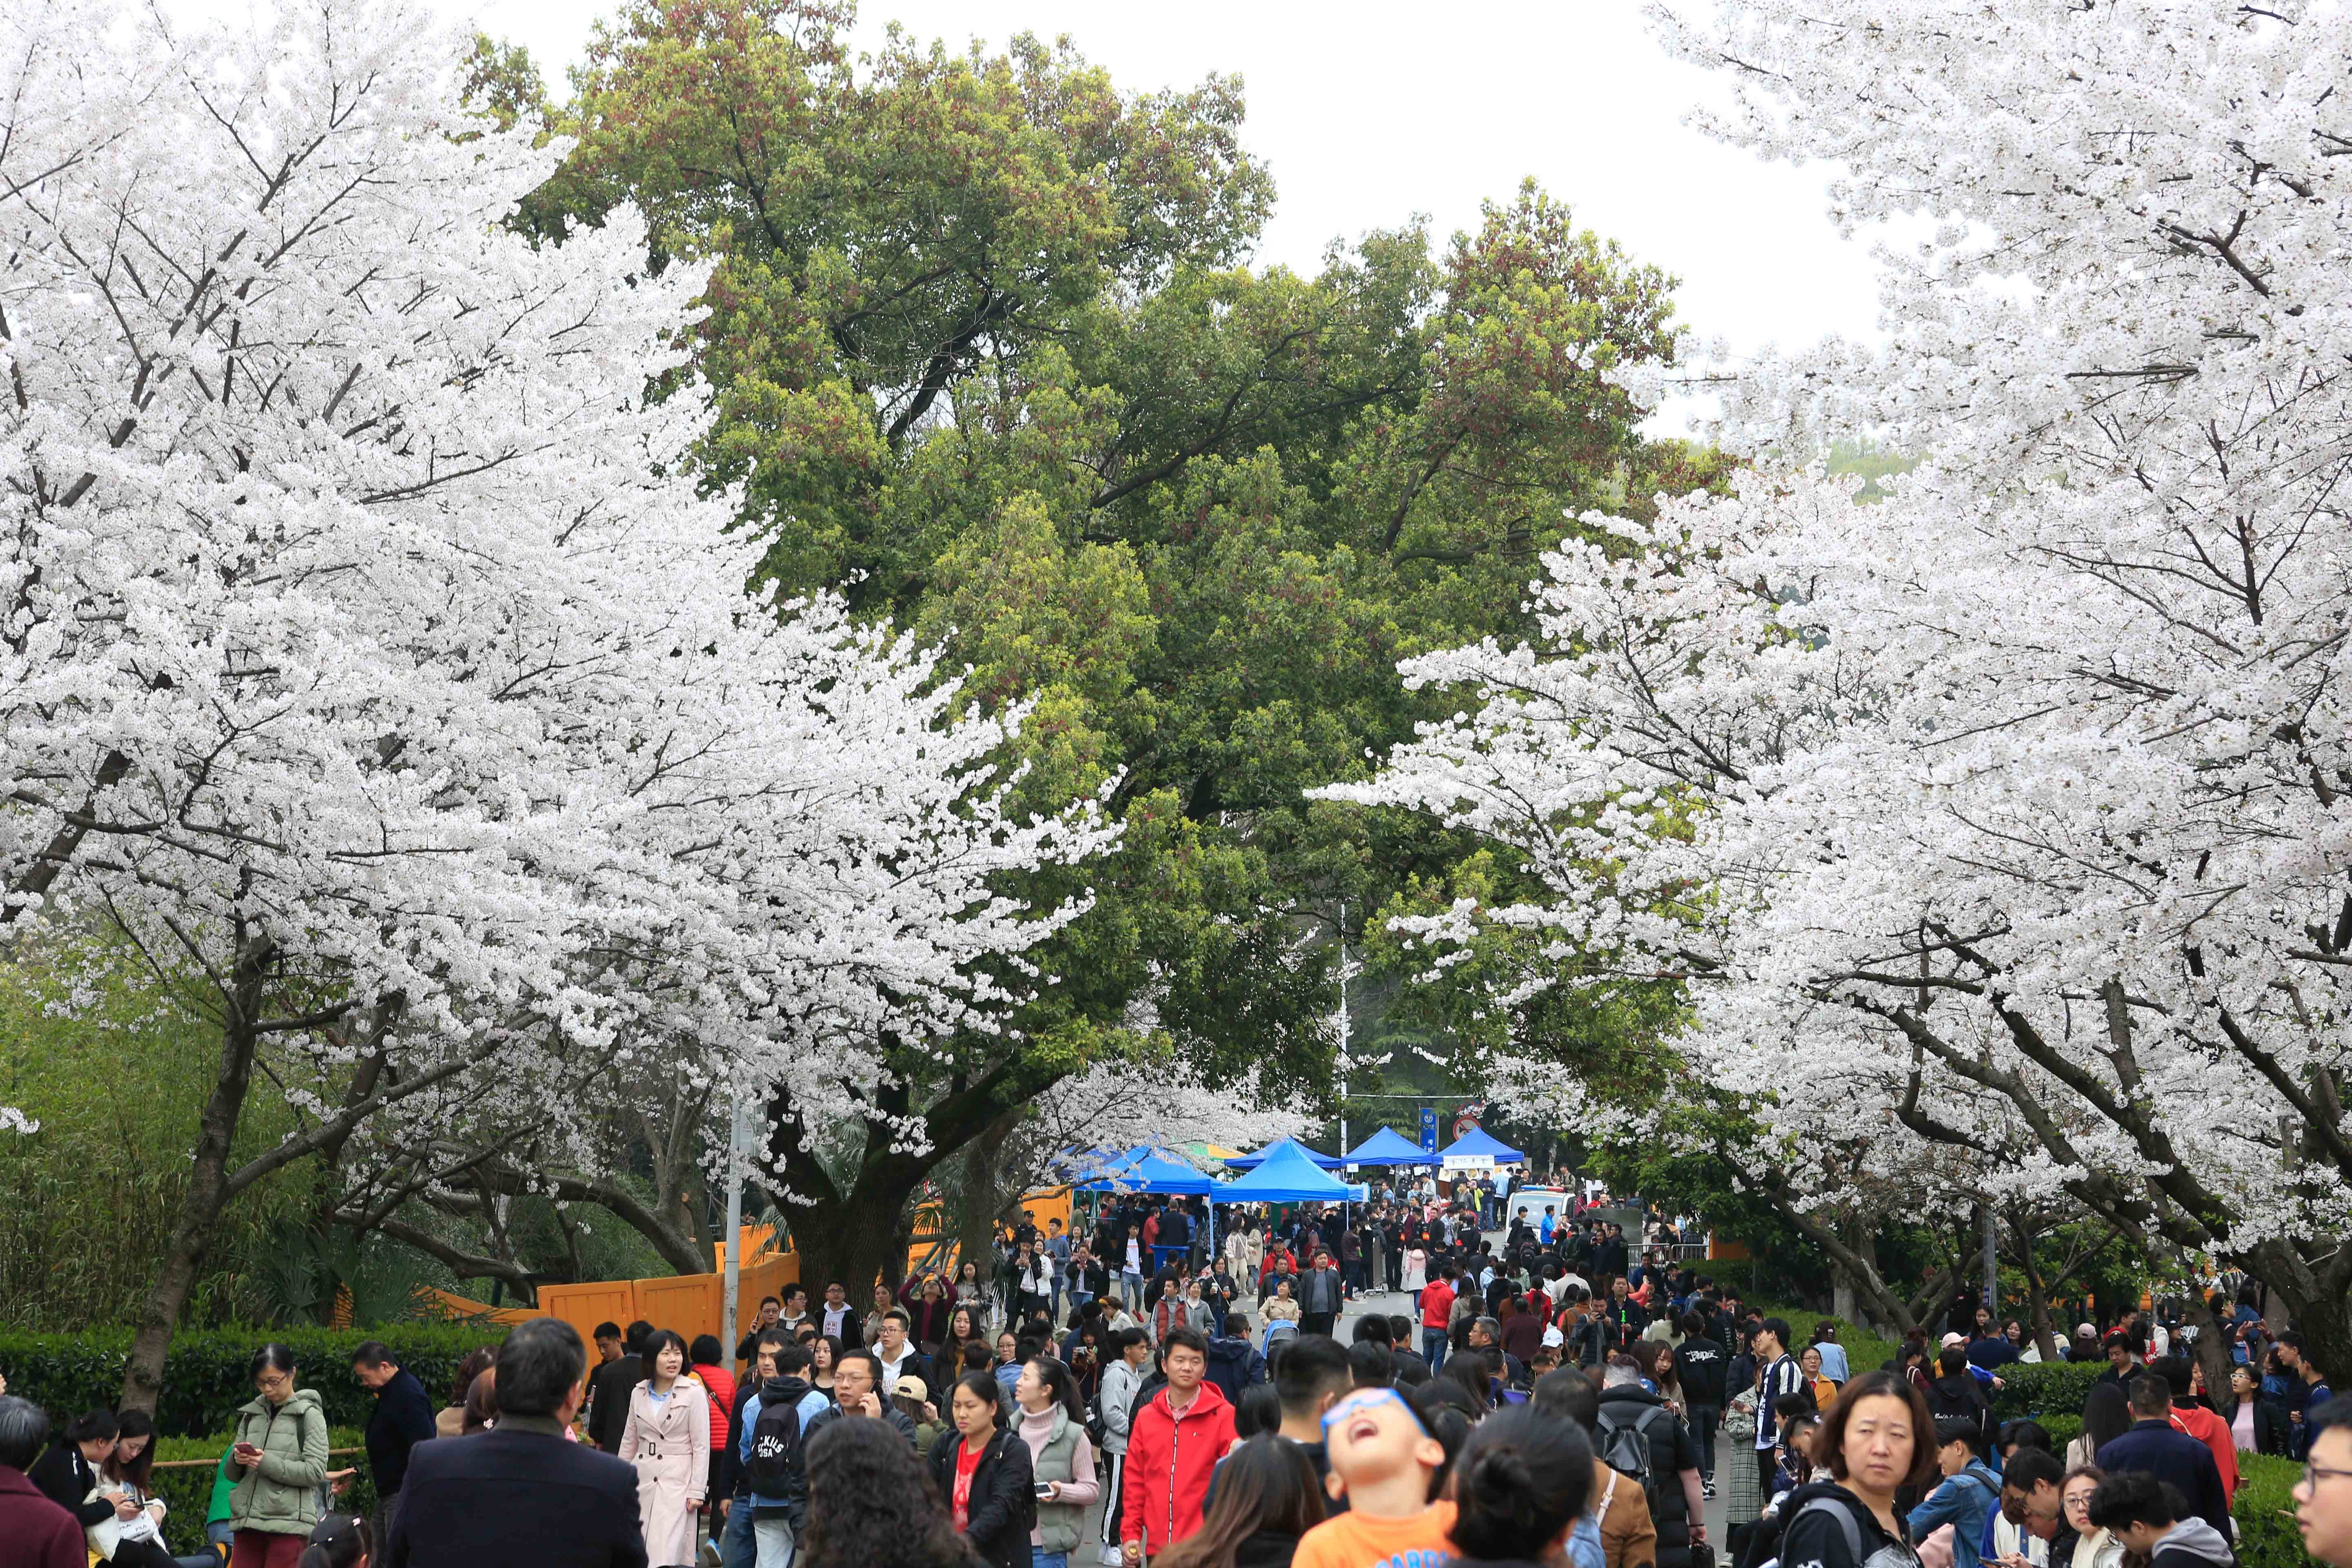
xmin=1989 ymin=1359 xmax=2105 ymax=1421
xmin=0 ymin=1323 xmax=506 ymax=1437
xmin=149 ymin=1428 xmax=377 ymax=1556
xmin=2032 ymin=1412 xmax=2082 ymax=1452
xmin=2233 ymin=1451 xmax=2305 ymax=1568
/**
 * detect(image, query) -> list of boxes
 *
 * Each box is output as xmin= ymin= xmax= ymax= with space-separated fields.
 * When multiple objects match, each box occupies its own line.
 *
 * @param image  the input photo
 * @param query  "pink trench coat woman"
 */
xmin=617 ymin=1347 xmax=711 ymax=1567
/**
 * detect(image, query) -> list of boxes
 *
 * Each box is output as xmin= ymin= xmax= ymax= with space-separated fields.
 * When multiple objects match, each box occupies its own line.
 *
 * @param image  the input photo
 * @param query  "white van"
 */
xmin=1500 ymin=1185 xmax=1575 ymax=1238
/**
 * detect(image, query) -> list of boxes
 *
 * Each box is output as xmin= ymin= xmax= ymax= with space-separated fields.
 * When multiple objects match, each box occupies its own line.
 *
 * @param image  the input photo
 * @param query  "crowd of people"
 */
xmin=2 ymin=1189 xmax=2350 ymax=1568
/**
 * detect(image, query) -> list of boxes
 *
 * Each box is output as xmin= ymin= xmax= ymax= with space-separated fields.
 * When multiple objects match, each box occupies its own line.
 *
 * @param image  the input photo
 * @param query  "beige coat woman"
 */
xmin=1223 ymin=1225 xmax=1263 ymax=1281
xmin=617 ymin=1377 xmax=710 ymax=1566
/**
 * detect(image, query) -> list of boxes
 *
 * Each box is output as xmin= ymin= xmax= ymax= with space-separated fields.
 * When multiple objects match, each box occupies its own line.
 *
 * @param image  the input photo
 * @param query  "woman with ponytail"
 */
xmin=297 ymin=1512 xmax=370 ymax=1568
xmin=1446 ymin=1405 xmax=1596 ymax=1567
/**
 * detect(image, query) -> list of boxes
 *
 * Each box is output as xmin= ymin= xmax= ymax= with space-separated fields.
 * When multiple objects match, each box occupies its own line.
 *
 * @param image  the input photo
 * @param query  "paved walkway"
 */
xmin=1067 ymin=1254 xmax=1752 ymax=1563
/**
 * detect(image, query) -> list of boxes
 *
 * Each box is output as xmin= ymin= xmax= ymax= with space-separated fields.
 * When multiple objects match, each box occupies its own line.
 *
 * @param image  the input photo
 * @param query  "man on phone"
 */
xmin=802 ymin=1351 xmax=918 ymax=1449
xmin=734 ymin=1297 xmax=782 ymax=1367
xmin=1996 ymin=1447 xmax=2066 ymax=1567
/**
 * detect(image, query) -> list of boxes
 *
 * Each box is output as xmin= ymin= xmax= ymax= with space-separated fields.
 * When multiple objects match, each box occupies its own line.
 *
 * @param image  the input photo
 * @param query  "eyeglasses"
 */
xmin=2302 ymin=1461 xmax=2352 ymax=1491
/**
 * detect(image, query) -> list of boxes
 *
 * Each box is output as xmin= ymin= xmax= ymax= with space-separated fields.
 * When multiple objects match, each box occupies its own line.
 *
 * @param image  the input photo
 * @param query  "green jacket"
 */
xmin=207 ymin=1447 xmax=238 ymax=1525
xmin=227 ymin=1387 xmax=329 ymax=1536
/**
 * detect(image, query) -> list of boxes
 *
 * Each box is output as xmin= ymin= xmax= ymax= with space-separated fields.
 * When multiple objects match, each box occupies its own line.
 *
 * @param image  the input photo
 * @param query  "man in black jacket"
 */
xmin=1595 ymin=1221 xmax=1630 ymax=1283
xmin=586 ymin=1320 xmax=649 ymax=1454
xmin=386 ymin=1317 xmax=646 ymax=1568
xmin=1598 ymin=1356 xmax=1707 ymax=1568
xmin=1923 ymin=1340 xmax=1994 ymax=1452
xmin=352 ymin=1341 xmax=436 ymax=1539
xmin=25 ymin=1409 xmax=123 ymax=1535
xmin=1674 ymin=1310 xmax=1730 ymax=1498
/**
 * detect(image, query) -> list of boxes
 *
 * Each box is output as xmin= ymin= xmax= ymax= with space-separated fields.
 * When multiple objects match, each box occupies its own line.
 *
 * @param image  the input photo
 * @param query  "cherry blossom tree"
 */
xmin=1327 ymin=0 xmax=2352 ymax=1378
xmin=0 ymin=0 xmax=1112 ymax=1402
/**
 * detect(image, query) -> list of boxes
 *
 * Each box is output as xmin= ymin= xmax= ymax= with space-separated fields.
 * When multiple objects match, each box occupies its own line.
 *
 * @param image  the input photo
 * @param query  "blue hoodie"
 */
xmin=1909 ymin=1458 xmax=2001 ymax=1568
xmin=738 ymin=1376 xmax=831 ymax=1522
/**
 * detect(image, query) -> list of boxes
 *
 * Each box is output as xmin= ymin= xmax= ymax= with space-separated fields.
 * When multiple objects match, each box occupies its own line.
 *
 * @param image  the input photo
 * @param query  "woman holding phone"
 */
xmin=226 ymin=1344 xmax=330 ymax=1568
xmin=1014 ymin=1356 xmax=1100 ymax=1568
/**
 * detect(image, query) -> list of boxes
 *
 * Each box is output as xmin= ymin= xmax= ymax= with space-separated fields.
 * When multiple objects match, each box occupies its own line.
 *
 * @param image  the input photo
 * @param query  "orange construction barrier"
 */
xmin=423 ymin=1191 xmax=1065 ymax=1345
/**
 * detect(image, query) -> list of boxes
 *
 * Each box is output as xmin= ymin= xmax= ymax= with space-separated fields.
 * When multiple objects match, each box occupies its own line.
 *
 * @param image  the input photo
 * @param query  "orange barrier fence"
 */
xmin=422 ymin=1188 xmax=1074 ymax=1351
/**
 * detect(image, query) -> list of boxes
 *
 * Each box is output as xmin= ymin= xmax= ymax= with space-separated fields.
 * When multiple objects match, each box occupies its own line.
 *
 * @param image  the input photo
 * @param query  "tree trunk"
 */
xmin=764 ymin=1067 xmax=1026 ymax=1301
xmin=123 ymin=935 xmax=271 ymax=1412
xmin=2174 ymin=1272 xmax=2237 ymax=1406
xmin=2004 ymin=1209 xmax=2063 ymax=1361
xmin=788 ymin=1192 xmax=915 ymax=1302
xmin=1756 ymin=1188 xmax=1929 ymax=1336
xmin=951 ymin=1113 xmax=1019 ymax=1283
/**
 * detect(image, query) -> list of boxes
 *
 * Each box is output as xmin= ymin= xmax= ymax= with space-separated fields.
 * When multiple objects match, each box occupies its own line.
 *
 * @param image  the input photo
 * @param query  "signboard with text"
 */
xmin=1419 ymin=1107 xmax=1439 ymax=1153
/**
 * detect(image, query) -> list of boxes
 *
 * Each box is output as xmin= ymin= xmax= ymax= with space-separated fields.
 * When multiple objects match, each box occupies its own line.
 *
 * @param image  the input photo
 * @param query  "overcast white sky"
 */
xmin=451 ymin=0 xmax=1889 ymax=371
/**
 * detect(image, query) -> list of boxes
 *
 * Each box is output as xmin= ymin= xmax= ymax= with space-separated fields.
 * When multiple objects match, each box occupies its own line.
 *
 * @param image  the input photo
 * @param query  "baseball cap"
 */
xmin=893 ymin=1374 xmax=927 ymax=1401
xmin=1940 ymin=1332 xmax=1967 ymax=1349
xmin=2077 ymin=1323 xmax=2097 ymax=1338
xmin=1542 ymin=1323 xmax=1565 ymax=1348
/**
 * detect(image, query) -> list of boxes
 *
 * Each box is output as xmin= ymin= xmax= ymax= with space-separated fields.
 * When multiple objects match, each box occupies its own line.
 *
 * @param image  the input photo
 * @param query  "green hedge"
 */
xmin=147 ymin=1428 xmax=379 ymax=1557
xmin=2029 ymin=1412 xmax=2082 ymax=1452
xmin=0 ymin=1323 xmax=506 ymax=1438
xmin=2234 ymin=1452 xmax=2304 ymax=1568
xmin=1989 ymin=1358 xmax=2105 ymax=1421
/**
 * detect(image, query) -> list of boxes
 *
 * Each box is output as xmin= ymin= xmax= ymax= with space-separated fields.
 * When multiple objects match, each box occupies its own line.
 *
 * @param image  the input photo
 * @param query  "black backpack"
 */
xmin=743 ymin=1392 xmax=807 ymax=1495
xmin=1595 ymin=1401 xmax=1673 ymax=1514
xmin=1740 ymin=1490 xmax=1866 ymax=1568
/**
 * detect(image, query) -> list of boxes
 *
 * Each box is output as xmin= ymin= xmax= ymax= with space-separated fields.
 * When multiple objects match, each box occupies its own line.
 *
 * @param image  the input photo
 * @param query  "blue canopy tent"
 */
xmin=1074 ymin=1147 xmax=1218 ymax=1269
xmin=1436 ymin=1127 xmax=1526 ymax=1163
xmin=1214 ymin=1142 xmax=1369 ymax=1203
xmin=1073 ymin=1148 xmax=1216 ymax=1194
xmin=1220 ymin=1138 xmax=1346 ymax=1171
xmin=1343 ymin=1126 xmax=1433 ymax=1167
xmin=1437 ymin=1127 xmax=1526 ymax=1226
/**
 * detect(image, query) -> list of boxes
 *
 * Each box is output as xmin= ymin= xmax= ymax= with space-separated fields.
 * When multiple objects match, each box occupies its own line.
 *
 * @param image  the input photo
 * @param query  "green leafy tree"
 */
xmin=459 ymin=0 xmax=1722 ymax=1292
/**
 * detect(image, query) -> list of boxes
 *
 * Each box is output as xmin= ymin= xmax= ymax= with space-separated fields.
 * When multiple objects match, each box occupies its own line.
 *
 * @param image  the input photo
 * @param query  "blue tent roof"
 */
xmin=1437 ymin=1126 xmax=1526 ymax=1163
xmin=1221 ymin=1138 xmax=1345 ymax=1171
xmin=1343 ymin=1127 xmax=1433 ymax=1166
xmin=1215 ymin=1142 xmax=1367 ymax=1203
xmin=1074 ymin=1149 xmax=1216 ymax=1195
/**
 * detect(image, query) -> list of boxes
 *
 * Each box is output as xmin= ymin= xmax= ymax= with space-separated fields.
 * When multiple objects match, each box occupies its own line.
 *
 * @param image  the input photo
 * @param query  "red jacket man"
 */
xmin=1120 ymin=1328 xmax=1236 ymax=1562
xmin=1420 ymin=1274 xmax=1456 ymax=1331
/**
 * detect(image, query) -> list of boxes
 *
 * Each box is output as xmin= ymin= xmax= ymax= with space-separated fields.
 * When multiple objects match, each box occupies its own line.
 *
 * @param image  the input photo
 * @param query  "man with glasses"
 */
xmin=2299 ymin=1399 xmax=2352 ymax=1568
xmin=1996 ymin=1446 xmax=2065 ymax=1567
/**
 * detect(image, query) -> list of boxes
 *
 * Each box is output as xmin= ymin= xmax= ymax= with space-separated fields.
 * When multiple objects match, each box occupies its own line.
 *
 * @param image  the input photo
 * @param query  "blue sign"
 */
xmin=1419 ymin=1107 xmax=1439 ymax=1153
